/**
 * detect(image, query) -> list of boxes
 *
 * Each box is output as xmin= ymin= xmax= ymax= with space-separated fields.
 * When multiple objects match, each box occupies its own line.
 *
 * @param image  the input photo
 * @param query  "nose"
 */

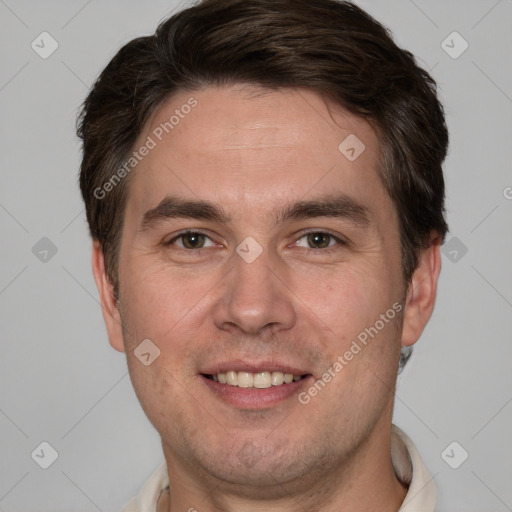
xmin=212 ymin=248 xmax=296 ymax=336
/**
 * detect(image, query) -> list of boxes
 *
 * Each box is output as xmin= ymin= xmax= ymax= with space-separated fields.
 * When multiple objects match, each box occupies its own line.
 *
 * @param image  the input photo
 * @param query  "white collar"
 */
xmin=392 ymin=425 xmax=436 ymax=511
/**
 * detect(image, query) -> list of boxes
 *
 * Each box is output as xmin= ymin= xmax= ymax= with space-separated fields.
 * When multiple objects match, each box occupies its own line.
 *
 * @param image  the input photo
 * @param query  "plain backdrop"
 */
xmin=1 ymin=1 xmax=511 ymax=511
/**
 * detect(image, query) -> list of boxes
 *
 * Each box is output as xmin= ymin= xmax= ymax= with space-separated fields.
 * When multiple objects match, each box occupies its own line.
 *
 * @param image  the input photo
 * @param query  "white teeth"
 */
xmin=237 ymin=372 xmax=254 ymax=388
xmin=208 ymin=370 xmax=303 ymax=387
xmin=226 ymin=371 xmax=238 ymax=386
xmin=271 ymin=371 xmax=285 ymax=386
xmin=254 ymin=371 xmax=271 ymax=388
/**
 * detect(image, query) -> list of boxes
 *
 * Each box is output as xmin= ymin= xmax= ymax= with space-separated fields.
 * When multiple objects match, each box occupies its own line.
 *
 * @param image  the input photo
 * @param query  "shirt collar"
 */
xmin=392 ymin=425 xmax=437 ymax=511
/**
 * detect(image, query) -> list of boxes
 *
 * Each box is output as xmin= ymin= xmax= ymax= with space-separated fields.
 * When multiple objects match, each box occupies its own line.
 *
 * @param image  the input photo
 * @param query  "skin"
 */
xmin=92 ymin=84 xmax=441 ymax=512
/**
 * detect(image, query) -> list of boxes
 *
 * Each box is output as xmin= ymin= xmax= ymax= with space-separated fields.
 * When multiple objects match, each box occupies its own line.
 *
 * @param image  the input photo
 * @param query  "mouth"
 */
xmin=200 ymin=364 xmax=313 ymax=409
xmin=202 ymin=370 xmax=306 ymax=388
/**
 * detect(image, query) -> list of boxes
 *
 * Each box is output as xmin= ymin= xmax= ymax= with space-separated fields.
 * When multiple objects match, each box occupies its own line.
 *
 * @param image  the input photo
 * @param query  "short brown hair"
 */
xmin=78 ymin=0 xmax=448 ymax=294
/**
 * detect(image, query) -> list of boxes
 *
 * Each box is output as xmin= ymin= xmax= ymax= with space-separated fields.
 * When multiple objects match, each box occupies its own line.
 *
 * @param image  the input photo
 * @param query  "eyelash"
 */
xmin=165 ymin=230 xmax=218 ymax=250
xmin=294 ymin=230 xmax=347 ymax=251
xmin=165 ymin=229 xmax=347 ymax=252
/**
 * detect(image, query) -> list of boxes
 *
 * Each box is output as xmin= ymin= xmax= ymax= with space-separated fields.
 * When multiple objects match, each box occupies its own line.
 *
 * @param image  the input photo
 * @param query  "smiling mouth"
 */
xmin=203 ymin=371 xmax=308 ymax=388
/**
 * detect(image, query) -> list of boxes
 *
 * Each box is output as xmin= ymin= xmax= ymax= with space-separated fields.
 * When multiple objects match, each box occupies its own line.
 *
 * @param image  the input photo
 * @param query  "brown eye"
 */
xmin=182 ymin=233 xmax=205 ymax=248
xmin=169 ymin=232 xmax=214 ymax=249
xmin=293 ymin=231 xmax=347 ymax=251
xmin=306 ymin=232 xmax=332 ymax=249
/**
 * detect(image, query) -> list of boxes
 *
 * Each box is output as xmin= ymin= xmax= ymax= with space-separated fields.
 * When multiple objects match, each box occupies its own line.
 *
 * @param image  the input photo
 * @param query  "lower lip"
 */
xmin=201 ymin=375 xmax=313 ymax=409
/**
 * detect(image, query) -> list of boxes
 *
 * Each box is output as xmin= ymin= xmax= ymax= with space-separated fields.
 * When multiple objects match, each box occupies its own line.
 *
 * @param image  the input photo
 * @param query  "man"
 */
xmin=78 ymin=0 xmax=448 ymax=510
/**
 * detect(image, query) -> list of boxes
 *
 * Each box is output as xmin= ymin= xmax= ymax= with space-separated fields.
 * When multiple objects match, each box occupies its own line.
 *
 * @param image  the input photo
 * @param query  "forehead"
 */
xmin=127 ymin=84 xmax=388 ymax=219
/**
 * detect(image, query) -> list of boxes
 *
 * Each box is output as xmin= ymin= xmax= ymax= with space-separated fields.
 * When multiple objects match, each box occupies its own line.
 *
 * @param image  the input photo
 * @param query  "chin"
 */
xmin=186 ymin=434 xmax=332 ymax=497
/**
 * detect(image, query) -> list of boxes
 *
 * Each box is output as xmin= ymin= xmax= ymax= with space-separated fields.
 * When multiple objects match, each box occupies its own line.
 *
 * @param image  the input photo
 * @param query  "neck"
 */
xmin=161 ymin=416 xmax=408 ymax=512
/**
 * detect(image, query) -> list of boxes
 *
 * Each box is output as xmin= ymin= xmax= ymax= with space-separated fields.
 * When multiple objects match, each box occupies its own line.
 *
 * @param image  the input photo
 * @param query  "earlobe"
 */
xmin=401 ymin=237 xmax=442 ymax=347
xmin=91 ymin=241 xmax=125 ymax=353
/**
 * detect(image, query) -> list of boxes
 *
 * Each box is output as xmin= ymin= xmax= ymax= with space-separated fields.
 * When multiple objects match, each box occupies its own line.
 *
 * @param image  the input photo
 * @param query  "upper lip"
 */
xmin=201 ymin=359 xmax=310 ymax=376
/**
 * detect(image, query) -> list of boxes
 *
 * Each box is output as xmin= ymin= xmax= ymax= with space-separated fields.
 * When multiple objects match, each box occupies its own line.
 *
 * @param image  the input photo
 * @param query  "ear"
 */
xmin=401 ymin=236 xmax=442 ymax=347
xmin=91 ymin=241 xmax=125 ymax=353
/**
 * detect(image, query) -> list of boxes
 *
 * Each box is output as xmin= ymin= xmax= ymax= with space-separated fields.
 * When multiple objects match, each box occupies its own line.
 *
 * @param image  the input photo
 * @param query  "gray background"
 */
xmin=1 ymin=0 xmax=511 ymax=510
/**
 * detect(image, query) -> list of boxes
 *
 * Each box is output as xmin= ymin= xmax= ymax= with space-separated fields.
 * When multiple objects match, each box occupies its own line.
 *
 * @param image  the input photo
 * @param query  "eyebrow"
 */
xmin=139 ymin=197 xmax=230 ymax=231
xmin=139 ymin=193 xmax=371 ymax=231
xmin=276 ymin=195 xmax=370 ymax=226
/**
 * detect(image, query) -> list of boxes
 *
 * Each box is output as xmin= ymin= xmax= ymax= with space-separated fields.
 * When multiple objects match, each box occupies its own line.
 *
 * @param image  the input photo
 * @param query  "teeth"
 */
xmin=254 ymin=371 xmax=271 ymax=389
xmin=237 ymin=372 xmax=253 ymax=388
xmin=208 ymin=370 xmax=303 ymax=388
xmin=271 ymin=372 xmax=285 ymax=386
xmin=226 ymin=371 xmax=238 ymax=386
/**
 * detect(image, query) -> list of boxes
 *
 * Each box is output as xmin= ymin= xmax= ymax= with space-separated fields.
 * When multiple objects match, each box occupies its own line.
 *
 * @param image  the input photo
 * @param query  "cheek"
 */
xmin=124 ymin=348 xmax=199 ymax=445
xmin=290 ymin=262 xmax=395 ymax=339
xmin=120 ymin=259 xmax=217 ymax=342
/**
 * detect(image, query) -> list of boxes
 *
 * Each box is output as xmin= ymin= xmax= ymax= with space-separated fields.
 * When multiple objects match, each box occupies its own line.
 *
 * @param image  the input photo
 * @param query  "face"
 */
xmin=94 ymin=84 xmax=439 ymax=496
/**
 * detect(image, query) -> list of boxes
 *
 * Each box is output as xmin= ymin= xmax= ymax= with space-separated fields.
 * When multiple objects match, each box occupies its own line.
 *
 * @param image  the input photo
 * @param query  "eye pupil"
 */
xmin=183 ymin=233 xmax=205 ymax=249
xmin=308 ymin=233 xmax=330 ymax=249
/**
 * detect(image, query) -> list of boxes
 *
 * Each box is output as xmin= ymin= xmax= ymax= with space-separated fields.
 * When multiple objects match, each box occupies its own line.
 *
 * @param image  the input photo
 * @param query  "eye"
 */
xmin=168 ymin=231 xmax=216 ymax=250
xmin=295 ymin=231 xmax=345 ymax=250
